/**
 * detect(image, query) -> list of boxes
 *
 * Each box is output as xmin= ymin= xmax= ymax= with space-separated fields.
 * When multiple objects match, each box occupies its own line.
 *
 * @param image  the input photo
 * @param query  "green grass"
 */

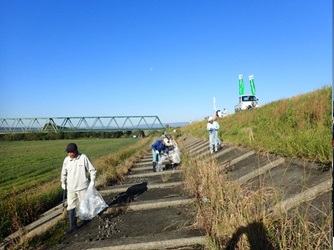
xmin=180 ymin=86 xmax=332 ymax=165
xmin=0 ymin=138 xmax=142 ymax=240
xmin=0 ymin=139 xmax=138 ymax=199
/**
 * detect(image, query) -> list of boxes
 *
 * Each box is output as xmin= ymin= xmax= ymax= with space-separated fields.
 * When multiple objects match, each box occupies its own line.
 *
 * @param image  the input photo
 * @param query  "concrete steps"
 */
xmin=46 ymin=149 xmax=204 ymax=250
xmin=1 ymin=135 xmax=331 ymax=250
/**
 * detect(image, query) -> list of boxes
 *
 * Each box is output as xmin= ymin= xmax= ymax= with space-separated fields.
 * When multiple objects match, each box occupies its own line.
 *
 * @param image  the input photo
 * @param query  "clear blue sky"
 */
xmin=0 ymin=0 xmax=332 ymax=124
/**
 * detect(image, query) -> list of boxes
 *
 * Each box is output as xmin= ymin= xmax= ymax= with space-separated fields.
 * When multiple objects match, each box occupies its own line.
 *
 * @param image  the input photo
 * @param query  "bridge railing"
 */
xmin=0 ymin=116 xmax=166 ymax=133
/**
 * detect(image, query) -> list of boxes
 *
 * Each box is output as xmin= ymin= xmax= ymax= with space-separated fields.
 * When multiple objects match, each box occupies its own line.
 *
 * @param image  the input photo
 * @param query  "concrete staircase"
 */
xmin=1 ymin=136 xmax=331 ymax=250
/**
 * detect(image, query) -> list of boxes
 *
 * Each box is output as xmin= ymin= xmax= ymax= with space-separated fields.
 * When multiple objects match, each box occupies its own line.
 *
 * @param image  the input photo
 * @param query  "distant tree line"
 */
xmin=0 ymin=130 xmax=146 ymax=141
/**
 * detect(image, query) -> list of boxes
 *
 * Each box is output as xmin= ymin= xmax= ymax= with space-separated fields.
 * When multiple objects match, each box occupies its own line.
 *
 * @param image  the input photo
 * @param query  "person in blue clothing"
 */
xmin=151 ymin=138 xmax=169 ymax=172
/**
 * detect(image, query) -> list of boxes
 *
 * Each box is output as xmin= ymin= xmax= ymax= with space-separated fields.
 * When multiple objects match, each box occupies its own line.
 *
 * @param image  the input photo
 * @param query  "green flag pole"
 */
xmin=238 ymin=74 xmax=244 ymax=95
xmin=249 ymin=75 xmax=256 ymax=95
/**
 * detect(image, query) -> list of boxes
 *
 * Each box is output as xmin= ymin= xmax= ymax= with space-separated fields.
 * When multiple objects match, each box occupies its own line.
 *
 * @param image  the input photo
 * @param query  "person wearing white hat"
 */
xmin=164 ymin=134 xmax=181 ymax=169
xmin=207 ymin=116 xmax=221 ymax=154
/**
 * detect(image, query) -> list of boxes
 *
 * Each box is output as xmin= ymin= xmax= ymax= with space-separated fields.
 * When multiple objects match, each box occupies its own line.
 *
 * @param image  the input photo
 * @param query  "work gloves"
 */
xmin=155 ymin=150 xmax=160 ymax=154
xmin=61 ymin=182 xmax=66 ymax=190
xmin=209 ymin=129 xmax=218 ymax=132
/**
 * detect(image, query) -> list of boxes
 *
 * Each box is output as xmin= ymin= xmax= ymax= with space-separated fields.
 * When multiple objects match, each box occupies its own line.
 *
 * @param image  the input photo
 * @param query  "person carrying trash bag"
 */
xmin=60 ymin=143 xmax=97 ymax=235
xmin=164 ymin=134 xmax=181 ymax=169
xmin=207 ymin=116 xmax=221 ymax=154
xmin=151 ymin=138 xmax=169 ymax=172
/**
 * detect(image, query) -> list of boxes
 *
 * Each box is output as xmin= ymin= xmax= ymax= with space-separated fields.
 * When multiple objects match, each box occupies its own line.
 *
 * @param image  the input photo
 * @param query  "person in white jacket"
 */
xmin=207 ymin=116 xmax=221 ymax=154
xmin=164 ymin=134 xmax=181 ymax=169
xmin=60 ymin=143 xmax=97 ymax=234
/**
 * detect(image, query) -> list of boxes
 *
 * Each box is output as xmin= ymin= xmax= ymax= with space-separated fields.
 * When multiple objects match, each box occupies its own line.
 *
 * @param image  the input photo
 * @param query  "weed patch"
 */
xmin=180 ymin=139 xmax=331 ymax=249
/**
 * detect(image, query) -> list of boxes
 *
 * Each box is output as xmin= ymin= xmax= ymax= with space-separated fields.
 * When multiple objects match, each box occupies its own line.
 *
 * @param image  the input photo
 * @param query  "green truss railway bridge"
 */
xmin=0 ymin=116 xmax=166 ymax=134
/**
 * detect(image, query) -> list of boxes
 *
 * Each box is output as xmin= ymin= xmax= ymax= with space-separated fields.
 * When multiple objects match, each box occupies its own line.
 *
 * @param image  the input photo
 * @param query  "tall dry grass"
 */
xmin=94 ymin=137 xmax=152 ymax=186
xmin=180 ymin=140 xmax=332 ymax=249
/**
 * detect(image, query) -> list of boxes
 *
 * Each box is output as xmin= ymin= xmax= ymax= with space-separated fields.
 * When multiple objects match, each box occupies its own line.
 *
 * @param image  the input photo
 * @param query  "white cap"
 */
xmin=163 ymin=138 xmax=173 ymax=146
xmin=208 ymin=116 xmax=213 ymax=121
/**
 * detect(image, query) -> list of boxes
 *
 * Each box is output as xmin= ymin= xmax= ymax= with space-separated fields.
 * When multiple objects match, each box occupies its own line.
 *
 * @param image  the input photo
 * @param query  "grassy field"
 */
xmin=0 ymin=138 xmax=149 ymax=240
xmin=0 ymin=139 xmax=139 ymax=199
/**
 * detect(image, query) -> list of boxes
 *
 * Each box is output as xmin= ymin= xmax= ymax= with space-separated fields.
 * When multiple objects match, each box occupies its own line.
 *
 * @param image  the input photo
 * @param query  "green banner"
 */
xmin=249 ymin=75 xmax=256 ymax=95
xmin=238 ymin=75 xmax=244 ymax=95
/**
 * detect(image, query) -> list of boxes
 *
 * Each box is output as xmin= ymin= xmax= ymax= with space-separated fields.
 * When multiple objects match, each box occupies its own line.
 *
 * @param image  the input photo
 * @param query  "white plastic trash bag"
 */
xmin=171 ymin=148 xmax=181 ymax=164
xmin=76 ymin=183 xmax=108 ymax=220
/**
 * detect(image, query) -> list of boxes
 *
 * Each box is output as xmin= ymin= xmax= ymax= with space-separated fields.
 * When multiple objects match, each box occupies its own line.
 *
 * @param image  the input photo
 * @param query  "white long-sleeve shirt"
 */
xmin=61 ymin=152 xmax=96 ymax=192
xmin=207 ymin=121 xmax=220 ymax=131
